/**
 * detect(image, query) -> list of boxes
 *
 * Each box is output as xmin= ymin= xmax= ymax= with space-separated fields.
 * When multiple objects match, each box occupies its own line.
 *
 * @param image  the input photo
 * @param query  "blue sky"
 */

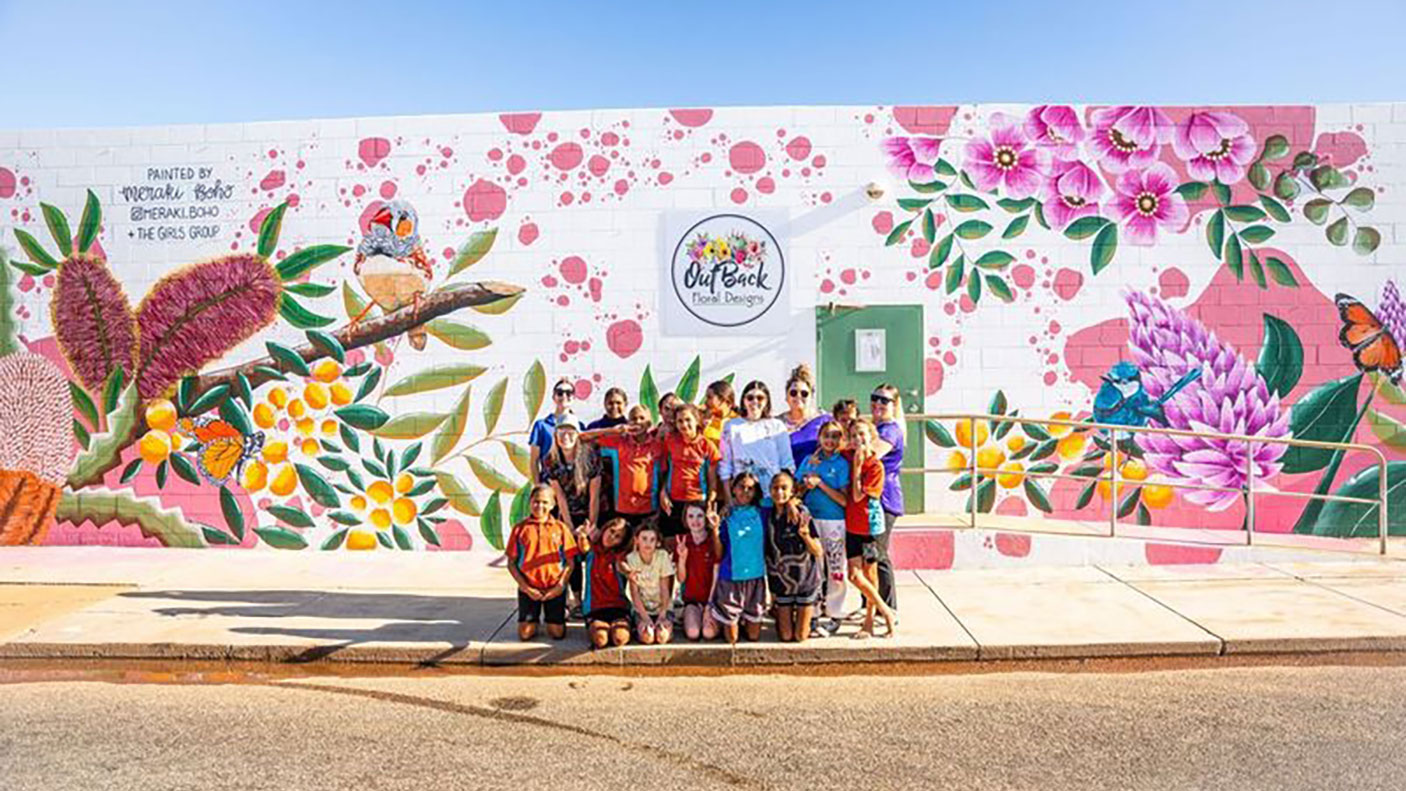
xmin=2 ymin=0 xmax=1403 ymax=128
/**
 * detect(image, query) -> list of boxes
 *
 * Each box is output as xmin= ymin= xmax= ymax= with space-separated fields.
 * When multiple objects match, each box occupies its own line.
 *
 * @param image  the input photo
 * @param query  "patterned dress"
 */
xmin=764 ymin=503 xmax=822 ymax=606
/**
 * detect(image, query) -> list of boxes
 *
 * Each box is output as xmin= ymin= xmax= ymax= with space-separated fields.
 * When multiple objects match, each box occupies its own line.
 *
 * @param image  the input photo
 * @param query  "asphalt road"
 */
xmin=2 ymin=664 xmax=1405 ymax=790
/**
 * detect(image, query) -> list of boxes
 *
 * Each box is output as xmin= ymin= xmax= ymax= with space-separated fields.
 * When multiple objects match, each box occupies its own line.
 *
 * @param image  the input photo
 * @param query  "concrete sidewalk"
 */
xmin=2 ymin=547 xmax=1406 ymax=666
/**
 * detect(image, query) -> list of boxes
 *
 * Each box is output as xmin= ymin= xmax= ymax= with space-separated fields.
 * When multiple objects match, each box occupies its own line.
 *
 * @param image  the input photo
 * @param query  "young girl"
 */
xmin=708 ymin=473 xmax=768 ymax=643
xmin=587 ymin=405 xmax=664 ymax=532
xmin=675 ymin=502 xmax=720 ymax=641
xmin=623 ymin=523 xmax=675 ymax=645
xmin=579 ymin=517 xmax=633 ymax=649
xmin=846 ymin=420 xmax=897 ymax=639
xmin=506 ymin=484 xmax=579 ymax=641
xmin=540 ymin=420 xmax=599 ymax=617
xmin=798 ymin=419 xmax=851 ymax=634
xmin=657 ymin=392 xmax=684 ymax=440
xmin=658 ymin=404 xmax=721 ymax=550
xmin=764 ymin=471 xmax=824 ymax=643
xmin=830 ymin=398 xmax=859 ymax=448
xmin=702 ymin=379 xmax=738 ymax=445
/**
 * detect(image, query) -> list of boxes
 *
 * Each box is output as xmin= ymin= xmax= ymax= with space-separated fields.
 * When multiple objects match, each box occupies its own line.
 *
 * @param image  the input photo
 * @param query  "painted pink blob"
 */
xmin=1012 ymin=264 xmax=1036 ymax=289
xmin=588 ymin=277 xmax=603 ymax=302
xmin=358 ymin=201 xmax=387 ymax=234
xmin=657 ymin=172 xmax=674 ymax=185
xmin=994 ymin=532 xmax=1032 ymax=556
xmin=352 ymin=184 xmax=367 ymax=198
xmin=0 ymin=167 xmax=15 ymax=198
xmin=506 ymin=154 xmax=526 ymax=175
xmin=1146 ymin=543 xmax=1224 ymax=565
xmin=840 ymin=269 xmax=857 ymax=285
xmin=549 ymin=142 xmax=584 ymax=171
xmin=871 ymin=211 xmax=894 ymax=235
xmin=959 ymin=295 xmax=976 ymax=314
xmin=730 ymin=187 xmax=748 ymax=204
xmin=574 ymin=379 xmax=593 ymax=400
xmin=1053 ymin=268 xmax=1084 ymax=301
xmin=379 ymin=180 xmax=397 ymax=200
xmin=910 ymin=238 xmax=930 ymax=258
xmin=541 ymin=275 xmax=559 ymax=288
xmin=559 ymin=255 xmax=588 ymax=284
xmin=996 ymin=499 xmax=1030 ymax=519
xmin=588 ymin=154 xmax=610 ymax=177
xmin=286 ymin=193 xmax=299 ymax=207
xmin=357 ymin=138 xmax=391 ymax=168
xmin=488 ymin=148 xmax=503 ymax=161
xmin=1159 ymin=267 xmax=1190 ymax=299
xmin=248 ymin=207 xmax=271 ymax=233
xmin=668 ymin=108 xmax=713 ymax=127
xmin=924 ymin=358 xmax=944 ymax=395
xmin=728 ymin=141 xmax=766 ymax=174
xmin=893 ymin=106 xmax=958 ymax=135
xmin=1043 ymin=371 xmax=1058 ymax=386
xmin=606 ymin=319 xmax=643 ymax=358
xmin=463 ymin=179 xmax=506 ymax=221
xmin=785 ymin=136 xmax=812 ymax=161
xmin=613 ymin=179 xmax=629 ymax=196
xmin=518 ymin=222 xmax=539 ymax=246
xmin=499 ymin=113 xmax=542 ymax=134
xmin=259 ymin=169 xmax=285 ymax=191
xmin=1314 ymin=131 xmax=1368 ymax=169
xmin=601 ymin=131 xmax=620 ymax=146
xmin=924 ymin=272 xmax=943 ymax=290
xmin=821 ymin=279 xmax=836 ymax=294
xmin=756 ymin=176 xmax=775 ymax=194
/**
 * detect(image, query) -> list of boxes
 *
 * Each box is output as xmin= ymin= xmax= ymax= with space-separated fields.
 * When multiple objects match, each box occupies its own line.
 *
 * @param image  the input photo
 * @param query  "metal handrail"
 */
xmin=901 ymin=412 xmax=1391 ymax=554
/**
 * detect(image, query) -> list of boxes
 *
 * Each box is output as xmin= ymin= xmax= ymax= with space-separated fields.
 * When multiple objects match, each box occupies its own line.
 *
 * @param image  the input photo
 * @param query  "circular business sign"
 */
xmin=670 ymin=214 xmax=785 ymax=328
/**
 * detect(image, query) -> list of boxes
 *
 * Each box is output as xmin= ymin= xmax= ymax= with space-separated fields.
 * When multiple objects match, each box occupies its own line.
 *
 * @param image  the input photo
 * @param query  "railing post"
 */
xmin=969 ymin=416 xmax=979 ymax=530
xmin=1108 ymin=430 xmax=1119 ymax=538
xmin=1245 ymin=440 xmax=1256 ymax=547
xmin=1381 ymin=456 xmax=1390 ymax=556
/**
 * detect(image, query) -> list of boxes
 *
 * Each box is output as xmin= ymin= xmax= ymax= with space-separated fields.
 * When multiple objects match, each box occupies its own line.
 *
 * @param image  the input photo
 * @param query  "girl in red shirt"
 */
xmin=675 ymin=502 xmax=720 ymax=641
xmin=846 ymin=420 xmax=897 ymax=639
xmin=659 ymin=404 xmax=721 ymax=551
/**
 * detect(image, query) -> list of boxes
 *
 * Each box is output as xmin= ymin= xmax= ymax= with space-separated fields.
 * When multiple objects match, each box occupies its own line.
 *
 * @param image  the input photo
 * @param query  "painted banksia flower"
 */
xmin=0 ymin=352 xmax=77 ymax=545
xmin=1124 ymin=290 xmax=1290 ymax=511
xmin=135 ymin=253 xmax=282 ymax=400
xmin=50 ymin=253 xmax=138 ymax=393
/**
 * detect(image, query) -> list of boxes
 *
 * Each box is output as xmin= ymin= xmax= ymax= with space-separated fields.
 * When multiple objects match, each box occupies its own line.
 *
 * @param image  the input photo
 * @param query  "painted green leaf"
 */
xmin=432 ymin=385 xmax=473 ymax=463
xmin=1367 ymin=409 xmax=1406 ymax=452
xmin=40 ymin=203 xmax=72 ymax=256
xmin=1257 ymin=314 xmax=1303 ymax=399
xmin=234 ymin=372 xmax=254 ymax=409
xmin=1311 ymin=461 xmax=1406 ymax=538
xmin=1023 ymin=478 xmax=1054 ymax=513
xmin=304 ymin=330 xmax=345 ymax=363
xmin=1273 ymin=171 xmax=1299 ymax=201
xmin=266 ymin=341 xmax=311 ymax=377
xmin=1249 ymin=250 xmax=1267 ymax=289
xmin=255 ymin=526 xmax=308 ymax=550
xmin=1293 ymin=151 xmax=1318 ymax=170
xmin=54 ymin=489 xmax=202 ymax=548
xmin=435 ymin=471 xmax=482 ymax=516
xmin=335 ymin=404 xmax=390 ymax=431
xmin=1001 ymin=215 xmax=1029 ymax=239
xmin=988 ymin=390 xmax=1008 ymax=416
xmin=293 ymin=463 xmax=341 ymax=508
xmin=326 ymin=510 xmax=361 ymax=526
xmin=342 ymin=281 xmax=373 ymax=322
xmin=921 ymin=208 xmax=936 ymax=243
xmin=1303 ymin=198 xmax=1332 ymax=225
xmin=1175 ymin=182 xmax=1208 ymax=200
xmin=1247 ymin=162 xmax=1270 ymax=191
xmin=482 ymin=376 xmax=508 ymax=434
xmin=448 ymin=228 xmax=499 ymax=277
xmin=945 ymin=194 xmax=988 ymax=212
xmin=185 ymin=383 xmax=230 ymax=417
xmin=218 ymin=398 xmax=253 ymax=437
xmin=954 ymin=220 xmax=992 ymax=240
xmin=481 ymin=491 xmax=505 ymax=551
xmin=924 ymin=420 xmax=955 ymax=447
xmin=929 ymin=234 xmax=953 ymax=269
xmin=369 ymin=412 xmax=449 ymax=440
xmin=945 ymin=254 xmax=964 ymax=295
xmin=1353 ymin=227 xmax=1382 ymax=255
xmin=509 ymin=483 xmax=532 ymax=527
xmin=384 ymin=364 xmax=487 ymax=398
xmin=966 ymin=267 xmax=982 ymax=303
xmin=1281 ymin=373 xmax=1363 ymax=474
xmin=467 ymin=455 xmax=518 ymax=492
xmin=1064 ymin=216 xmax=1108 ymax=241
xmin=387 ymin=525 xmax=409 ymax=550
xmin=256 ymin=202 xmax=288 ymax=258
xmin=1343 ymin=187 xmax=1376 ymax=211
xmin=1211 ymin=181 xmax=1231 ymax=206
xmin=219 ymin=485 xmax=245 ymax=540
xmin=155 ymin=459 xmax=169 ymax=489
xmin=278 ymin=294 xmax=336 ymax=329
xmin=119 ymin=459 xmax=143 ymax=483
xmin=1264 ymin=257 xmax=1296 ymax=287
xmin=13 ymin=229 xmax=58 ymax=269
xmin=266 ymin=504 xmax=315 ymax=528
xmin=425 ymin=319 xmax=491 ymax=350
xmin=284 ymin=281 xmax=337 ymax=299
xmin=897 ymin=198 xmax=933 ymax=211
xmin=275 ymin=244 xmax=349 ymax=281
xmin=1224 ymin=205 xmax=1266 ymax=223
xmin=996 ymin=197 xmax=1035 ymax=213
xmin=1240 ymin=225 xmax=1275 ymax=244
xmin=676 ymin=356 xmax=702 ymax=403
xmin=1261 ymin=134 xmax=1290 ymax=161
xmin=1326 ymin=217 xmax=1349 ymax=246
xmin=470 ymin=292 xmax=522 ymax=316
xmin=884 ymin=219 xmax=912 ymax=246
xmin=1309 ymin=165 xmax=1349 ymax=191
xmin=1206 ymin=210 xmax=1226 ymax=257
xmin=640 ymin=365 xmax=660 ymax=421
xmin=8 ymin=259 xmax=51 ymax=277
xmin=1090 ymin=223 xmax=1117 ymax=275
xmin=985 ymin=275 xmax=1014 ymax=303
xmin=1259 ymin=194 xmax=1291 ymax=223
xmin=523 ymin=359 xmax=546 ymax=423
xmin=908 ymin=180 xmax=946 ymax=193
xmin=934 ymin=159 xmax=956 ymax=177
xmin=973 ymin=251 xmax=1014 ymax=270
xmin=1224 ymin=233 xmax=1243 ymax=280
xmin=68 ymin=381 xmax=100 ymax=430
xmin=169 ymin=453 xmax=200 ymax=486
xmin=354 ymin=367 xmax=381 ymax=402
xmin=320 ymin=529 xmax=348 ymax=550
xmin=417 ymin=518 xmax=442 ymax=547
xmin=67 ymin=382 xmax=139 ymax=490
xmin=76 ymin=190 xmax=102 ymax=253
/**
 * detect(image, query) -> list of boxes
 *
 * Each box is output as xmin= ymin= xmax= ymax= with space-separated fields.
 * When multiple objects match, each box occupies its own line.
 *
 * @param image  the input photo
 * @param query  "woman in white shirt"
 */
xmin=719 ymin=380 xmax=796 ymax=507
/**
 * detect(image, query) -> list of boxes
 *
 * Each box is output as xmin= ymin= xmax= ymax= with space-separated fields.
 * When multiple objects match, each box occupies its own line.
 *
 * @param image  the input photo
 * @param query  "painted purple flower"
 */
xmin=1041 ymin=160 xmax=1105 ymax=228
xmin=882 ymin=136 xmax=942 ymax=182
xmin=1109 ymin=163 xmax=1188 ymax=246
xmin=1172 ymin=111 xmax=1256 ymax=185
xmin=1379 ymin=279 xmax=1406 ymax=344
xmin=1024 ymin=105 xmax=1085 ymax=160
xmin=1087 ymin=106 xmax=1174 ymax=173
xmin=962 ymin=115 xmax=1048 ymax=199
xmin=1124 ymin=290 xmax=1290 ymax=511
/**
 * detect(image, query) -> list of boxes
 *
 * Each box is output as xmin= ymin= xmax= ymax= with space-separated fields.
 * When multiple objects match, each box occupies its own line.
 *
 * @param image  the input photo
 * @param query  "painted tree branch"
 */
xmin=198 ymin=281 xmax=524 ymax=393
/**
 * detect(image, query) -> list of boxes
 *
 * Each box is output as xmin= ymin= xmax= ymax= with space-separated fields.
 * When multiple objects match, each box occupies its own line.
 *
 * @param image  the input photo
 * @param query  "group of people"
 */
xmin=506 ymin=364 xmax=907 ymax=649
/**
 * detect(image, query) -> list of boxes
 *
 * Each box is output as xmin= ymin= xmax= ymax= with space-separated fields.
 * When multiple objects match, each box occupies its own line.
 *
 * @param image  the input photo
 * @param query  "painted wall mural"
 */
xmin=0 ymin=102 xmax=1401 ymax=564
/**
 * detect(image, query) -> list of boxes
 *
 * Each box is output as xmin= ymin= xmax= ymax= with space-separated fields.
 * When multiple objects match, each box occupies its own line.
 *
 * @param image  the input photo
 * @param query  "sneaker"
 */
xmin=817 ymin=617 xmax=841 ymax=636
xmin=568 ymin=604 xmax=584 ymax=622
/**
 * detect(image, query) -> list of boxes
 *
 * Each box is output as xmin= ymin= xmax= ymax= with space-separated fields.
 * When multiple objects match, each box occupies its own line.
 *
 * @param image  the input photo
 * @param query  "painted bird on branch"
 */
xmin=1093 ymin=360 xmax=1202 ymax=428
xmin=352 ymin=199 xmax=434 ymax=350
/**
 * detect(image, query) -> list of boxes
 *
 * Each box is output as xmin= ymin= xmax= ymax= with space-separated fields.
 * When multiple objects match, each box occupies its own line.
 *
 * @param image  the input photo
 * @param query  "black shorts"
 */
xmin=586 ymin=606 xmax=631 ymax=624
xmin=517 ymin=590 xmax=568 ymax=625
xmin=845 ymin=532 xmax=880 ymax=563
xmin=659 ymin=500 xmax=703 ymax=539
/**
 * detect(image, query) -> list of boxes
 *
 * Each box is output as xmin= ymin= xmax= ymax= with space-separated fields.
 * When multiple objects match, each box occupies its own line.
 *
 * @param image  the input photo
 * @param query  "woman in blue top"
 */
xmin=528 ymin=378 xmax=578 ymax=484
xmin=718 ymin=381 xmax=795 ymax=507
xmin=868 ymin=383 xmax=905 ymax=611
xmin=781 ymin=364 xmax=829 ymax=464
xmin=797 ymin=418 xmax=850 ymax=635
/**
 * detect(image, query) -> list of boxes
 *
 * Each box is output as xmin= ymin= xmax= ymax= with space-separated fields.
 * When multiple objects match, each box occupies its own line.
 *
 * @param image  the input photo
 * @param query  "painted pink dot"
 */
xmin=248 ymin=207 xmax=272 ymax=233
xmin=559 ymin=353 xmax=568 ymax=363
xmin=296 ymin=160 xmax=305 ymax=170
xmin=756 ymin=176 xmax=775 ymax=194
xmin=840 ymin=269 xmax=857 ymax=285
xmin=872 ymin=211 xmax=894 ymax=235
xmin=548 ymin=132 xmax=559 ymax=142
xmin=286 ymin=193 xmax=300 ymax=207
xmin=601 ymin=131 xmax=620 ymax=146
xmin=506 ymin=154 xmax=526 ymax=175
xmin=564 ymin=340 xmax=580 ymax=354
xmin=549 ymin=142 xmax=584 ymax=171
xmin=17 ymin=274 xmax=33 ymax=292
xmin=352 ymin=184 xmax=367 ymax=197
xmin=379 ymin=181 xmax=397 ymax=199
xmin=582 ymin=341 xmax=592 ymax=351
xmin=906 ymin=272 xmax=917 ymax=282
xmin=0 ymin=168 xmax=17 ymax=198
xmin=357 ymin=201 xmax=387 ymax=234
xmin=1053 ymin=268 xmax=1084 ymax=301
xmin=268 ymin=148 xmax=278 ymax=159
xmin=943 ymin=351 xmax=957 ymax=365
xmin=785 ymin=136 xmax=812 ymax=161
xmin=1047 ymin=353 xmax=1060 ymax=365
xmin=42 ymin=273 xmax=54 ymax=288
xmin=441 ymin=246 xmax=455 ymax=260
xmin=925 ymin=358 xmax=945 ymax=395
xmin=463 ymin=179 xmax=507 ymax=221
xmin=541 ymin=275 xmax=558 ymax=288
xmin=701 ymin=153 xmax=712 ymax=163
xmin=658 ymin=172 xmax=674 ymax=185
xmin=673 ymin=130 xmax=685 ymax=140
xmin=801 ymin=168 xmax=811 ymax=177
xmin=588 ymin=155 xmax=610 ymax=177
xmin=820 ymin=279 xmax=835 ymax=294
xmin=1003 ymin=265 xmax=1031 ymax=290
xmin=574 ymin=379 xmax=593 ymax=400
xmin=488 ymin=148 xmax=503 ymax=161
xmin=1043 ymin=372 xmax=1058 ymax=386
xmin=730 ymin=187 xmax=748 ymax=204
xmin=812 ymin=155 xmax=827 ymax=168
xmin=1048 ymin=320 xmax=1062 ymax=335
xmin=668 ymin=108 xmax=713 ymax=127
xmin=499 ymin=113 xmax=541 ymax=135
xmin=728 ymin=141 xmax=766 ymax=174
xmin=925 ymin=272 xmax=943 ymax=290
xmin=556 ymin=295 xmax=570 ymax=306
xmin=560 ymin=191 xmax=575 ymax=206
xmin=357 ymin=138 xmax=391 ymax=168
xmin=820 ymin=192 xmax=832 ymax=203
xmin=1159 ymin=267 xmax=1190 ymax=299
xmin=959 ymin=295 xmax=976 ymax=314
xmin=910 ymin=238 xmax=930 ymax=258
xmin=581 ymin=192 xmax=592 ymax=203
xmin=560 ymin=256 xmax=588 ymax=285
xmin=864 ymin=114 xmax=875 ymax=123
xmin=518 ymin=222 xmax=539 ymax=246
xmin=588 ymin=277 xmax=603 ymax=302
xmin=614 ymin=179 xmax=629 ymax=196
xmin=416 ymin=165 xmax=427 ymax=176
xmin=259 ymin=169 xmax=285 ymax=191
xmin=943 ymin=303 xmax=956 ymax=316
xmin=606 ymin=319 xmax=643 ymax=359
xmin=1025 ymin=249 xmax=1037 ymax=259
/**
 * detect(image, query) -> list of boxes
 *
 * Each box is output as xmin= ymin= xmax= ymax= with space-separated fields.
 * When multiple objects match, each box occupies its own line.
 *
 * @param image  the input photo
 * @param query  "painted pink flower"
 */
xmin=1109 ymin=163 xmax=1188 ymax=245
xmin=1087 ymin=106 xmax=1174 ymax=173
xmin=1379 ymin=279 xmax=1406 ymax=345
xmin=881 ymin=136 xmax=942 ymax=182
xmin=1172 ymin=111 xmax=1257 ymax=185
xmin=1024 ymin=105 xmax=1085 ymax=160
xmin=962 ymin=116 xmax=1048 ymax=199
xmin=1042 ymin=160 xmax=1105 ymax=228
xmin=733 ymin=249 xmax=746 ymax=264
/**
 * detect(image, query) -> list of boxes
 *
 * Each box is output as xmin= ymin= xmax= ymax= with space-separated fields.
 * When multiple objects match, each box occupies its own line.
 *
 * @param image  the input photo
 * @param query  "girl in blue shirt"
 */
xmin=797 ymin=418 xmax=851 ymax=634
xmin=707 ymin=472 xmax=767 ymax=644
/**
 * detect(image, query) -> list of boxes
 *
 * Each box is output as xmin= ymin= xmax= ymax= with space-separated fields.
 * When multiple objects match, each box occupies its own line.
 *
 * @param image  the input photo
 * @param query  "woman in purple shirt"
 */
xmin=780 ymin=364 xmax=829 ymax=464
xmin=868 ymin=383 xmax=904 ymax=611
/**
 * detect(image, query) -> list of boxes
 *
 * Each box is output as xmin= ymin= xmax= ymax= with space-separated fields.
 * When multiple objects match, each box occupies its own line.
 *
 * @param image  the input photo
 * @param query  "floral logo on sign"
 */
xmin=688 ymin=232 xmax=767 ymax=270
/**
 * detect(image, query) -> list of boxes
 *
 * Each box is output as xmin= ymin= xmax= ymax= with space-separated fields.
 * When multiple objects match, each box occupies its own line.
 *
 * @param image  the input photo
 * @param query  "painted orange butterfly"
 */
xmin=1335 ymin=293 xmax=1404 ymax=384
xmin=176 ymin=416 xmax=265 ymax=486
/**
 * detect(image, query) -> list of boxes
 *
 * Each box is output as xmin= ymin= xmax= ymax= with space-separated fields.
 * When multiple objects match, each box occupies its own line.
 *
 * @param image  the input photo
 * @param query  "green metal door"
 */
xmin=815 ymin=304 xmax=924 ymax=513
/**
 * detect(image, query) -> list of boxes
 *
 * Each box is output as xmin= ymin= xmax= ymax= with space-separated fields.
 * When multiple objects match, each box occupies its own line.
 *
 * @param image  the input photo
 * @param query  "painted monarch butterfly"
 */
xmin=1335 ymin=293 xmax=1404 ymax=385
xmin=176 ymin=416 xmax=266 ymax=486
